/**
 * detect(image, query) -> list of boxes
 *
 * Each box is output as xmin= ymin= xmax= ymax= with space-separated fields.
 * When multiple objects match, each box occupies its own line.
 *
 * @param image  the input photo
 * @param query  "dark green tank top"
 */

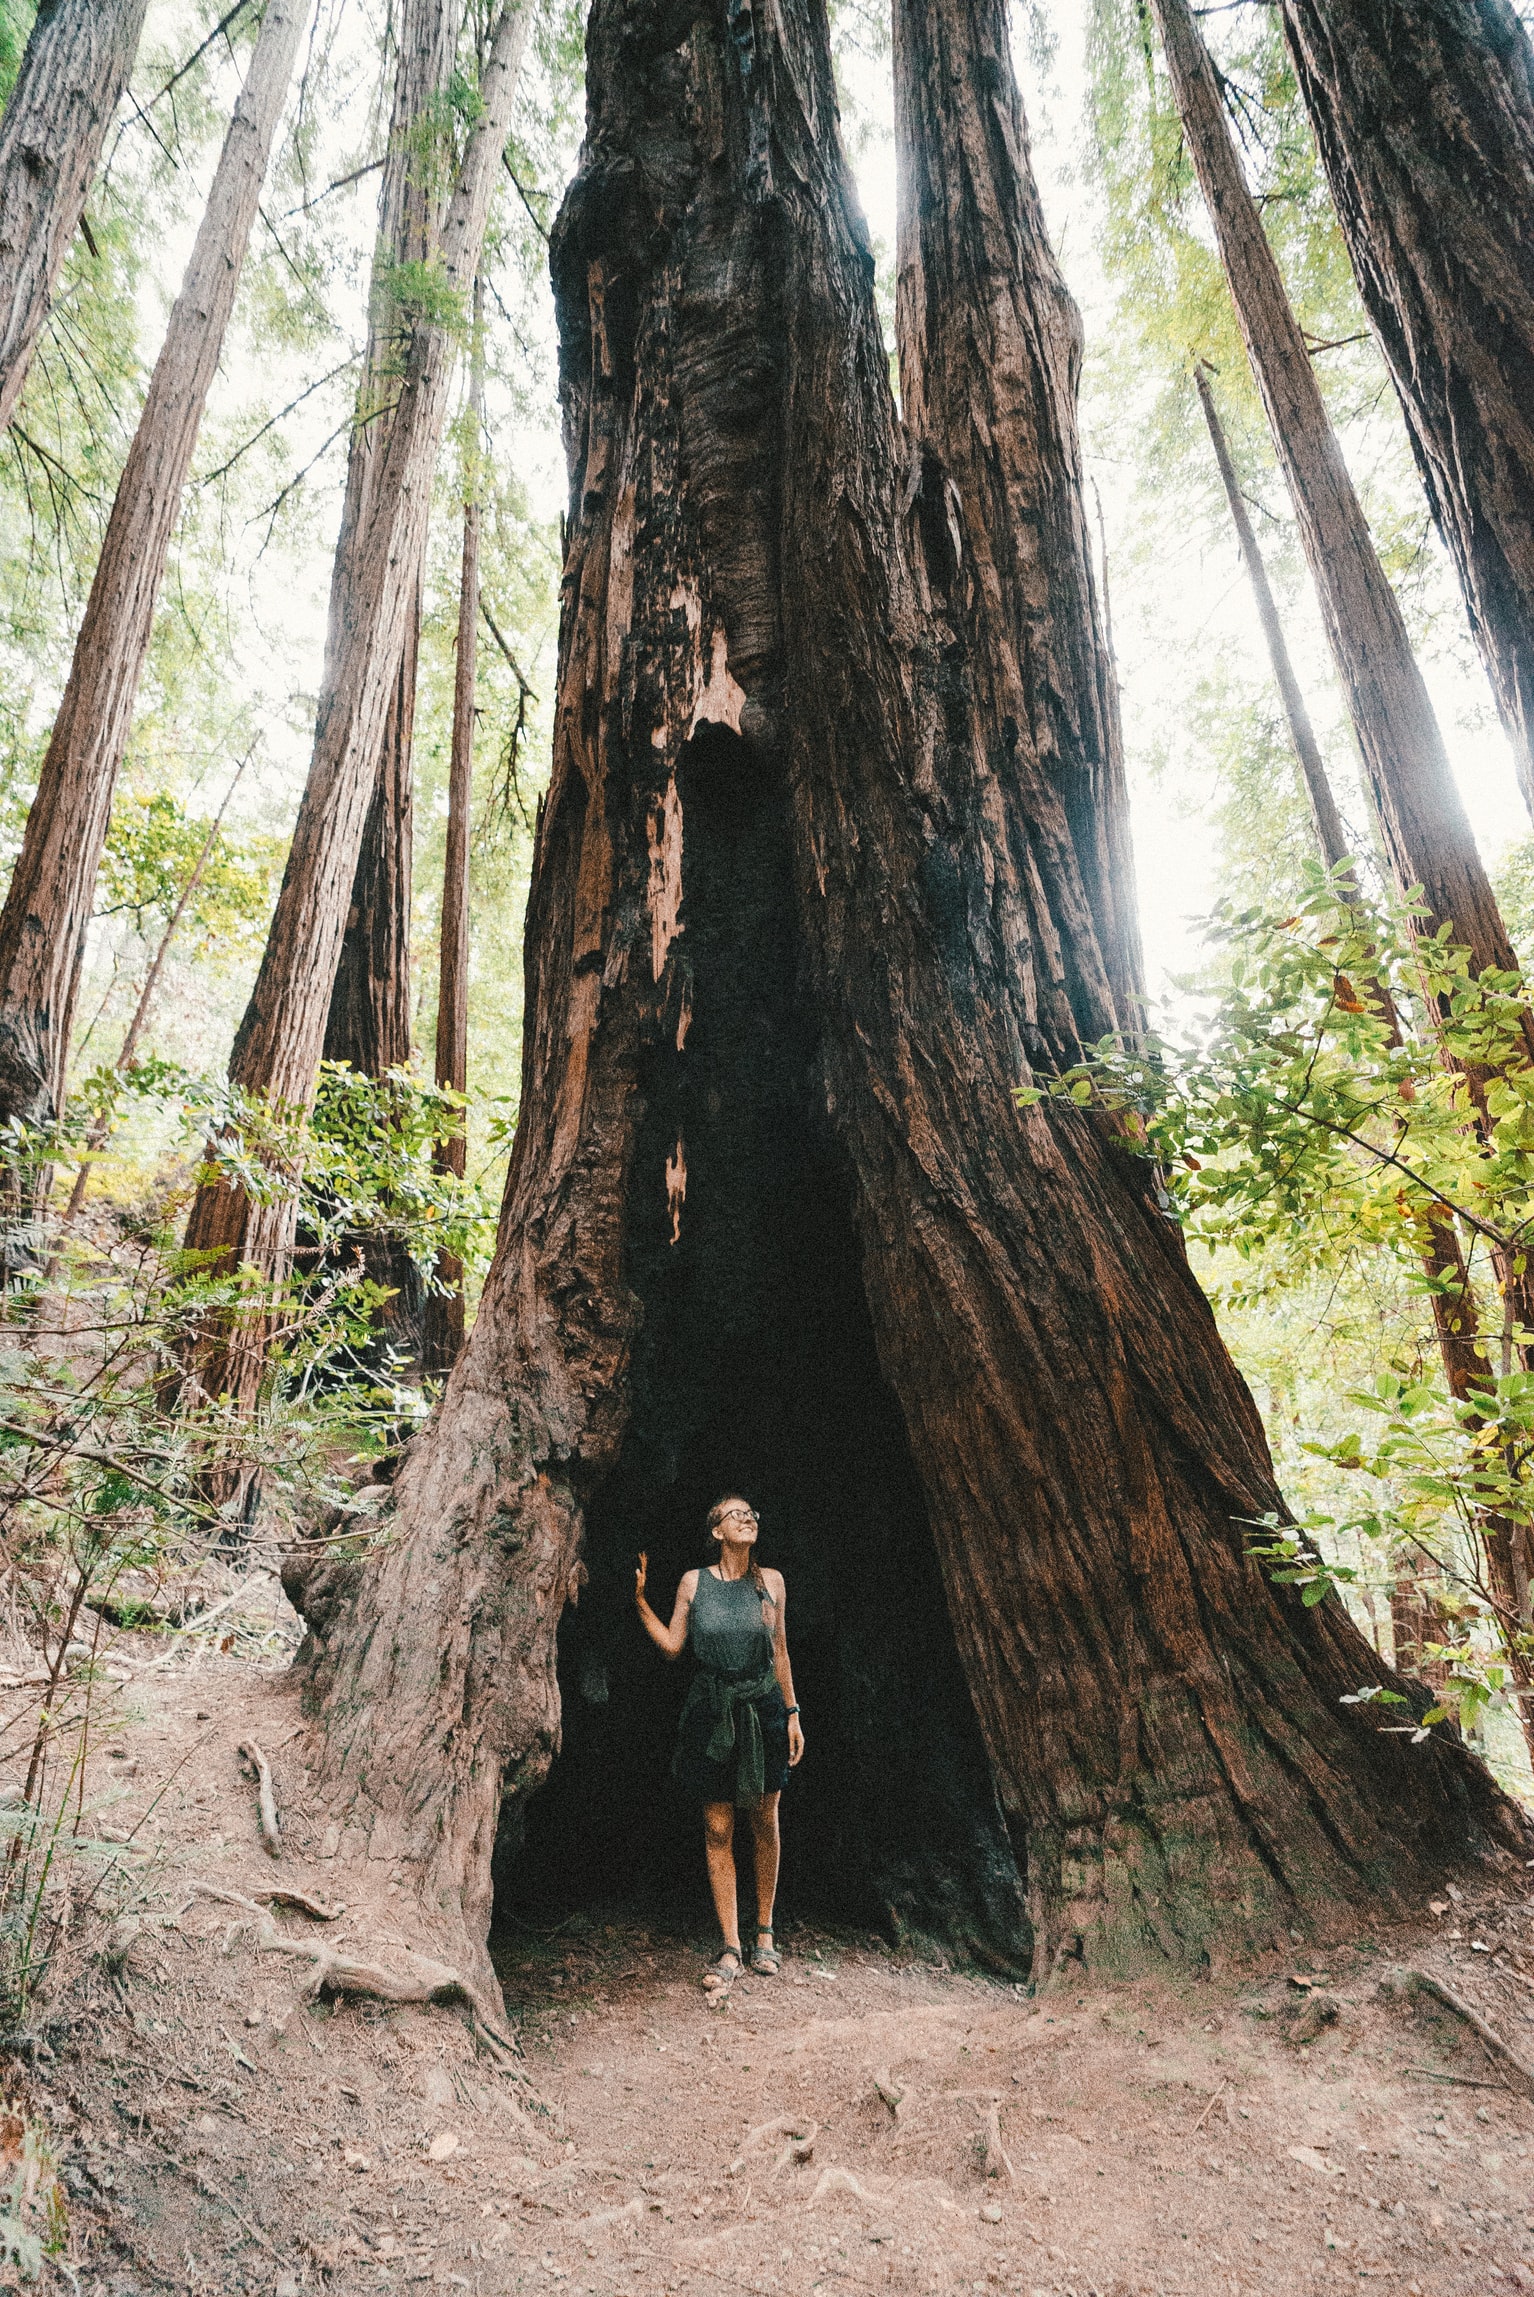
xmin=689 ymin=1567 xmax=774 ymax=1677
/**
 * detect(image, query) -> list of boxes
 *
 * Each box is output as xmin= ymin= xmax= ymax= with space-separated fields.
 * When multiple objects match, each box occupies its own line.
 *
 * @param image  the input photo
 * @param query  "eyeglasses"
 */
xmin=717 ymin=1507 xmax=757 ymax=1525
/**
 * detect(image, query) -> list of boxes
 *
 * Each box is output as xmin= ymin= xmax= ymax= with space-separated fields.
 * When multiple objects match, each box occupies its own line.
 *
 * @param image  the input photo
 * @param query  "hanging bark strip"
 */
xmin=1277 ymin=0 xmax=1534 ymax=821
xmin=422 ymin=278 xmax=484 ymax=1378
xmin=1146 ymin=0 xmax=1523 ymax=1000
xmin=286 ymin=0 xmax=1526 ymax=2002
xmin=0 ymin=0 xmax=152 ymax=436
xmin=0 ymin=0 xmax=308 ymax=1152
xmin=179 ymin=1 xmax=530 ymax=1408
xmin=892 ymin=0 xmax=1141 ymax=1053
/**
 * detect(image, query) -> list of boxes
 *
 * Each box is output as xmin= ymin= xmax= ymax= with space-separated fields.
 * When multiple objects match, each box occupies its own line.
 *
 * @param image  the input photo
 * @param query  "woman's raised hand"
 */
xmin=634 ymin=1551 xmax=648 ymax=1606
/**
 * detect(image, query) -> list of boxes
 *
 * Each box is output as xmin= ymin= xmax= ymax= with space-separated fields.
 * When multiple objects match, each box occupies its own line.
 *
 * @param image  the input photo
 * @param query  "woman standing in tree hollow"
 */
xmin=635 ymin=1496 xmax=805 ymax=1995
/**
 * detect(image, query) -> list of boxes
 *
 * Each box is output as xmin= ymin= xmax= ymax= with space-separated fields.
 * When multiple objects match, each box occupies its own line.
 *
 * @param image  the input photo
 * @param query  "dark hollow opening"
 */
xmin=493 ymin=724 xmax=1029 ymax=1970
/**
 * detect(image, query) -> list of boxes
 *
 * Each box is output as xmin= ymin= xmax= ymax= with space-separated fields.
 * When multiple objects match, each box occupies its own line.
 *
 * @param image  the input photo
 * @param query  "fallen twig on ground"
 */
xmin=255 ymin=1885 xmax=344 ymax=1920
xmin=1383 ymin=1967 xmax=1534 ymax=2097
xmin=237 ymin=1739 xmax=281 ymax=1857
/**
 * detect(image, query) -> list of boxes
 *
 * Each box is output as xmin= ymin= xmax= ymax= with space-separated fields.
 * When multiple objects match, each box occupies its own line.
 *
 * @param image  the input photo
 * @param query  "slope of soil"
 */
xmin=7 ymin=1609 xmax=1534 ymax=2296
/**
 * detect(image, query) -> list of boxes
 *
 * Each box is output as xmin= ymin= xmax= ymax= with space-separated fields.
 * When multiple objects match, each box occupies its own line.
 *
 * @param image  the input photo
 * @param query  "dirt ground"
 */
xmin=9 ymin=1601 xmax=1534 ymax=2297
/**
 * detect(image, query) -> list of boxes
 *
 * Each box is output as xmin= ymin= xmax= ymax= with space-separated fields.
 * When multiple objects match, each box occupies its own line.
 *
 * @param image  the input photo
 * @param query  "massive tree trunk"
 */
xmin=0 ymin=0 xmax=306 ymax=1146
xmin=0 ymin=0 xmax=151 ymax=437
xmin=1277 ymin=0 xmax=1534 ymax=821
xmin=180 ymin=2 xmax=529 ymax=1402
xmin=285 ymin=0 xmax=1525 ymax=2002
xmin=1147 ymin=0 xmax=1523 ymax=994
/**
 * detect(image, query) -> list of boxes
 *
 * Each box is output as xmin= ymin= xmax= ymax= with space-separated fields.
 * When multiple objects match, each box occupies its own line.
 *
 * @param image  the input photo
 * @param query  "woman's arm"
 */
xmin=766 ymin=1570 xmax=805 ymax=1766
xmin=635 ymin=1556 xmax=695 ymax=1660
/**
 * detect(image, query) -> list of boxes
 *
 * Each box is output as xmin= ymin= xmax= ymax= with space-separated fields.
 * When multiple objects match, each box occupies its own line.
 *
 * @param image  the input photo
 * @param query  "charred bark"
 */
xmin=1278 ymin=0 xmax=1534 ymax=819
xmin=0 ymin=0 xmax=151 ymax=437
xmin=286 ymin=0 xmax=1526 ymax=1999
xmin=180 ymin=2 xmax=529 ymax=1403
xmin=0 ymin=0 xmax=306 ymax=1146
xmin=1148 ymin=0 xmax=1523 ymax=993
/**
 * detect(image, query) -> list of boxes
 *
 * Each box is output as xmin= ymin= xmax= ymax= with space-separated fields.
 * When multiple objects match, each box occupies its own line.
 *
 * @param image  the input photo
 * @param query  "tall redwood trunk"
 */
xmin=285 ymin=0 xmax=1525 ymax=1999
xmin=0 ymin=0 xmax=307 ymax=1143
xmin=1277 ymin=0 xmax=1534 ymax=820
xmin=0 ymin=0 xmax=151 ymax=436
xmin=321 ymin=598 xmax=418 ymax=1081
xmin=179 ymin=2 xmax=530 ymax=1403
xmin=1147 ymin=0 xmax=1522 ymax=993
xmin=421 ymin=318 xmax=481 ymax=1378
xmin=893 ymin=0 xmax=1140 ymax=1049
xmin=1195 ymin=361 xmax=1534 ymax=1738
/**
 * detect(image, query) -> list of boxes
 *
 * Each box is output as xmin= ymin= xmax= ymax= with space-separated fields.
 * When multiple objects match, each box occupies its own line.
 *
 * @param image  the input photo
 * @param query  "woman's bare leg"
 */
xmin=702 ymin=1801 xmax=740 ymax=1952
xmin=749 ymin=1791 xmax=780 ymax=1933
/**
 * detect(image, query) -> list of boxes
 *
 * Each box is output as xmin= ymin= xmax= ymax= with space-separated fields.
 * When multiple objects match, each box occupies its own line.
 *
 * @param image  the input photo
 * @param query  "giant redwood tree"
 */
xmin=284 ymin=0 xmax=1525 ymax=2000
xmin=1278 ymin=0 xmax=1534 ymax=821
xmin=0 ymin=0 xmax=151 ymax=437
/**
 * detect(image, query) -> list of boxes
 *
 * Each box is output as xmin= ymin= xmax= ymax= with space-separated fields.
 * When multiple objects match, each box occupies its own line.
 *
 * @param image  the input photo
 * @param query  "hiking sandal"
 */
xmin=702 ymin=1947 xmax=742 ymax=1996
xmin=748 ymin=1928 xmax=780 ymax=1976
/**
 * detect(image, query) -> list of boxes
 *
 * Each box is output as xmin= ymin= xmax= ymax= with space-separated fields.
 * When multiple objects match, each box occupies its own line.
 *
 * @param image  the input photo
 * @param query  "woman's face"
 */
xmin=712 ymin=1501 xmax=758 ymax=1549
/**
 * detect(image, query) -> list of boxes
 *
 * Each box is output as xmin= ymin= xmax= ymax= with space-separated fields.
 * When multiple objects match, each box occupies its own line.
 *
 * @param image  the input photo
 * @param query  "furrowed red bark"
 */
xmin=286 ymin=0 xmax=1525 ymax=1997
xmin=0 ymin=0 xmax=151 ymax=437
xmin=421 ymin=295 xmax=482 ymax=1378
xmin=180 ymin=2 xmax=530 ymax=1403
xmin=1277 ymin=0 xmax=1534 ymax=820
xmin=0 ymin=0 xmax=307 ymax=1144
xmin=321 ymin=595 xmax=419 ymax=1082
xmin=1147 ymin=0 xmax=1523 ymax=994
xmin=892 ymin=0 xmax=1141 ymax=1049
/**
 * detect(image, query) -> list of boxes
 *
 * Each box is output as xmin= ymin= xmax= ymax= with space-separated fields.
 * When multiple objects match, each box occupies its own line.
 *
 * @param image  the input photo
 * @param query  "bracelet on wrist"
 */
xmin=786 ymin=1704 xmax=800 ymax=1716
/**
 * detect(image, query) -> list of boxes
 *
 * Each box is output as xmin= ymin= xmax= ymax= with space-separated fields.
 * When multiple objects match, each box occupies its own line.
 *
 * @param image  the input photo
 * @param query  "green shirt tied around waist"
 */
xmin=677 ymin=1569 xmax=780 ymax=1807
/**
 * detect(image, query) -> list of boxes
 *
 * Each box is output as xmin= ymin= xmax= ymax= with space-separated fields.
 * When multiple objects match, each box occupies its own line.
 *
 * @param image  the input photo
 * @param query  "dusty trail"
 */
xmin=9 ymin=1625 xmax=1534 ymax=2295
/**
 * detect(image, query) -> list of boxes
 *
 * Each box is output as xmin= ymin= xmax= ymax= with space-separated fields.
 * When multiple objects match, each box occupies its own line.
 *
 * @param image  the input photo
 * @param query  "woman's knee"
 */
xmin=703 ymin=1801 xmax=734 ymax=1848
xmin=750 ymin=1793 xmax=780 ymax=1840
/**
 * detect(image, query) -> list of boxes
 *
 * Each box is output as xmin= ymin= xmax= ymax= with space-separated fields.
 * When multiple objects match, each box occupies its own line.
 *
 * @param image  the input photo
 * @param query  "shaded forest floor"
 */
xmin=8 ymin=1607 xmax=1534 ymax=2297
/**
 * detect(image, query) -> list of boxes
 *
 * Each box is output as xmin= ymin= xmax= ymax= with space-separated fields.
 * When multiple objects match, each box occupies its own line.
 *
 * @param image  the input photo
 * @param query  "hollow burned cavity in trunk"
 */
xmin=499 ymin=723 xmax=1029 ymax=1969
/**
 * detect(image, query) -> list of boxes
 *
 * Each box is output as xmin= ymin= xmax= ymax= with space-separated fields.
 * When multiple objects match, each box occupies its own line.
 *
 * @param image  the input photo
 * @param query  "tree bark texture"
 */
xmin=891 ymin=0 xmax=1141 ymax=1048
xmin=0 ymin=0 xmax=151 ymax=437
xmin=287 ymin=0 xmax=1526 ymax=1998
xmin=180 ymin=1 xmax=530 ymax=1380
xmin=322 ymin=591 xmax=419 ymax=1081
xmin=1148 ymin=0 xmax=1523 ymax=993
xmin=420 ymin=468 xmax=478 ymax=1375
xmin=1278 ymin=0 xmax=1534 ymax=820
xmin=0 ymin=0 xmax=307 ymax=1142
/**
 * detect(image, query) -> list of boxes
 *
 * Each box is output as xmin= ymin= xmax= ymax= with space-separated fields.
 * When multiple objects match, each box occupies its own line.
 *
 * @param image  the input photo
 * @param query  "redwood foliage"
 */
xmin=289 ymin=0 xmax=1524 ymax=1993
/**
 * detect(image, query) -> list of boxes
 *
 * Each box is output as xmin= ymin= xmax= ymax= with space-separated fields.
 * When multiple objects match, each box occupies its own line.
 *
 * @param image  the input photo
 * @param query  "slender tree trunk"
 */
xmin=323 ymin=0 xmax=463 ymax=1088
xmin=284 ymin=0 xmax=1525 ymax=2002
xmin=1277 ymin=0 xmax=1534 ymax=821
xmin=1193 ymin=362 xmax=1348 ymax=872
xmin=1195 ymin=361 xmax=1534 ymax=1740
xmin=0 ymin=0 xmax=151 ymax=437
xmin=180 ymin=2 xmax=530 ymax=1409
xmin=1147 ymin=0 xmax=1522 ymax=995
xmin=421 ymin=294 xmax=482 ymax=1377
xmin=0 ymin=0 xmax=307 ymax=1145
